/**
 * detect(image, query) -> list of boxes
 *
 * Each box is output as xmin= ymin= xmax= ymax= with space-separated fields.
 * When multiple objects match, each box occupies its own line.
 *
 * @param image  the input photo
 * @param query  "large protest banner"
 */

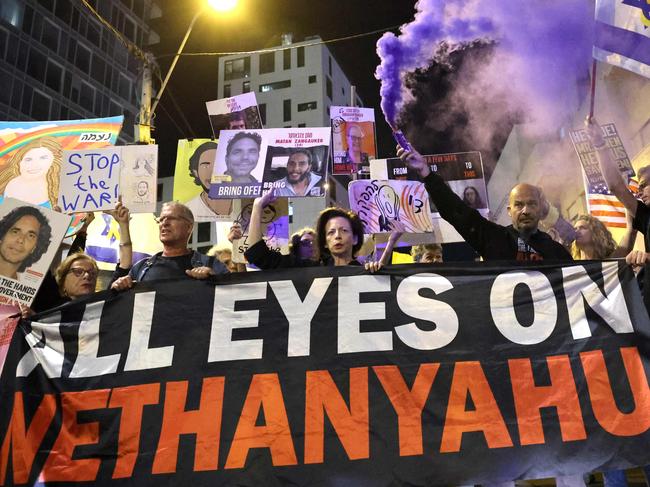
xmin=1 ymin=261 xmax=649 ymax=486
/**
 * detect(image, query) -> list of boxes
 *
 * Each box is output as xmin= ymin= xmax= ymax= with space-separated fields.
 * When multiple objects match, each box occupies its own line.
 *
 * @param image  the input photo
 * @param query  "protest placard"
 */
xmin=209 ymin=128 xmax=330 ymax=200
xmin=358 ymin=151 xmax=489 ymax=242
xmin=569 ymin=123 xmax=634 ymax=230
xmin=173 ymin=139 xmax=234 ymax=222
xmin=330 ymin=106 xmax=377 ymax=175
xmin=58 ymin=147 xmax=121 ymax=212
xmin=231 ymin=197 xmax=289 ymax=263
xmin=119 ymin=145 xmax=158 ymax=213
xmin=0 ymin=116 xmax=123 ymax=234
xmin=0 ymin=198 xmax=71 ymax=306
xmin=206 ymin=92 xmax=264 ymax=138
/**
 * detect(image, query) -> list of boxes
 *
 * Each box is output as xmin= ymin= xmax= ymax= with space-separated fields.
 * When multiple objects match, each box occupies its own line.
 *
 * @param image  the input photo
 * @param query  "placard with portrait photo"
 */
xmin=206 ymin=92 xmax=263 ymax=138
xmin=0 ymin=198 xmax=71 ymax=306
xmin=330 ymin=106 xmax=377 ymax=176
xmin=209 ymin=128 xmax=330 ymax=200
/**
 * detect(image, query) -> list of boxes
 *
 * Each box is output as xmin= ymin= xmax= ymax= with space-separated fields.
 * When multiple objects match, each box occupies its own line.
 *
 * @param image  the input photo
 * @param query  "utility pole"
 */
xmin=135 ymin=52 xmax=157 ymax=144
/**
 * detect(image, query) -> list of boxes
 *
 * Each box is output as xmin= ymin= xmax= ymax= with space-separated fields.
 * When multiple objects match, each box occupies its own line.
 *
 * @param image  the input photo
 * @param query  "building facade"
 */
xmin=0 ymin=0 xmax=160 ymax=143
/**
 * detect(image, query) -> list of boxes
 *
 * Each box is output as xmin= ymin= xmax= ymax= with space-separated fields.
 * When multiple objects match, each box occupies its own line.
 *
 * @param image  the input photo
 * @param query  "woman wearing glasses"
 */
xmin=25 ymin=201 xmax=133 ymax=314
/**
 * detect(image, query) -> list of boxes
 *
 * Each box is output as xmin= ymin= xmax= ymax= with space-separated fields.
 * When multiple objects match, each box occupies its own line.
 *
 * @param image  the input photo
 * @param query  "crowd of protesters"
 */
xmin=9 ymin=118 xmax=650 ymax=487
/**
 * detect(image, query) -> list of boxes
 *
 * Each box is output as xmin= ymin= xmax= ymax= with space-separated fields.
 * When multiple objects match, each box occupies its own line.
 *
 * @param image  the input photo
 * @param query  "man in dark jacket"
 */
xmin=398 ymin=147 xmax=572 ymax=262
xmin=111 ymin=202 xmax=227 ymax=290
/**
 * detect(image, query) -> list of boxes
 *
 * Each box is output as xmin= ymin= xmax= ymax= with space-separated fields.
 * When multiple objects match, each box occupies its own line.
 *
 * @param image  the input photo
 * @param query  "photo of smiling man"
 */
xmin=209 ymin=131 xmax=265 ymax=200
xmin=275 ymin=149 xmax=323 ymax=197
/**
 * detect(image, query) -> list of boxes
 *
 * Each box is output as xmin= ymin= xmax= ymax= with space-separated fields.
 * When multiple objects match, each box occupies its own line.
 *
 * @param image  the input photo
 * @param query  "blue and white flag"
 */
xmin=594 ymin=0 xmax=650 ymax=78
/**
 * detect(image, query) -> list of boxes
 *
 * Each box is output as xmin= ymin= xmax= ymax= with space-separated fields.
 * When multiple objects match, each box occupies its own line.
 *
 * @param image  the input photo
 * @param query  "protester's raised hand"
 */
xmin=186 ymin=266 xmax=215 ymax=280
xmin=584 ymin=116 xmax=606 ymax=148
xmin=397 ymin=145 xmax=430 ymax=179
xmin=81 ymin=211 xmax=95 ymax=228
xmin=111 ymin=275 xmax=134 ymax=291
xmin=112 ymin=201 xmax=130 ymax=226
xmin=228 ymin=222 xmax=243 ymax=242
xmin=254 ymin=188 xmax=277 ymax=209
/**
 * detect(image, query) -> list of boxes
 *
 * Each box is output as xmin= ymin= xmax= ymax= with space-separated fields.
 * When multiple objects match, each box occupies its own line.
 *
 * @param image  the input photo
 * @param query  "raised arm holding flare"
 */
xmin=397 ymin=146 xmax=571 ymax=262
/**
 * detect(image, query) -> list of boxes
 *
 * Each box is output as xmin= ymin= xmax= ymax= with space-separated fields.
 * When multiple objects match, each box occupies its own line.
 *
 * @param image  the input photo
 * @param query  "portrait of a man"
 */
xmin=0 ymin=206 xmax=52 ymax=280
xmin=185 ymin=141 xmax=232 ymax=221
xmin=224 ymin=132 xmax=262 ymax=183
xmin=275 ymin=149 xmax=322 ymax=197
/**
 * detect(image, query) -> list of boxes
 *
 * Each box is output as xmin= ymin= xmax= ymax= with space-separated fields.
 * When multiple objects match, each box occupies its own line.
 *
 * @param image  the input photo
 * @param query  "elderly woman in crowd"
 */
xmin=244 ymin=190 xmax=367 ymax=268
xmin=25 ymin=201 xmax=132 ymax=314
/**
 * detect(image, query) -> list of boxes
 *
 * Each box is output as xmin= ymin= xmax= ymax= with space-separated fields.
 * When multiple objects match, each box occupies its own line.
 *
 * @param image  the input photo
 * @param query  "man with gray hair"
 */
xmin=111 ymin=201 xmax=227 ymax=290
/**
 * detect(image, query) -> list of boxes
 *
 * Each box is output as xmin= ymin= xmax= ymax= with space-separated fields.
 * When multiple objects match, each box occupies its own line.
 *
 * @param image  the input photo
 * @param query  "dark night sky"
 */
xmin=148 ymin=0 xmax=418 ymax=177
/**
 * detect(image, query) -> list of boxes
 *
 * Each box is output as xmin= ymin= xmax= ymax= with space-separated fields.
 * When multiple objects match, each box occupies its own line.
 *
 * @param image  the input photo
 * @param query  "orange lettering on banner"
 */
xmin=0 ymin=393 xmax=56 ymax=485
xmin=581 ymin=347 xmax=650 ymax=436
xmin=41 ymin=389 xmax=110 ymax=482
xmin=440 ymin=361 xmax=513 ymax=453
xmin=152 ymin=378 xmax=224 ymax=473
xmin=108 ymin=383 xmax=160 ymax=478
xmin=225 ymin=373 xmax=297 ymax=469
xmin=509 ymin=355 xmax=586 ymax=445
xmin=373 ymin=364 xmax=440 ymax=456
xmin=304 ymin=367 xmax=369 ymax=463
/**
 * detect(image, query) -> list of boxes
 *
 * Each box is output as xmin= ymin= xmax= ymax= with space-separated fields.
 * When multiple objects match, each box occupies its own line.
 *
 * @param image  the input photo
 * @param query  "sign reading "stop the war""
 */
xmin=59 ymin=148 xmax=121 ymax=212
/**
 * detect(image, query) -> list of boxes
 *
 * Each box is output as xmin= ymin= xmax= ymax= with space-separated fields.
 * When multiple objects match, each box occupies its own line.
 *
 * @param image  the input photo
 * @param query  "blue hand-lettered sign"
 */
xmin=58 ymin=147 xmax=121 ymax=212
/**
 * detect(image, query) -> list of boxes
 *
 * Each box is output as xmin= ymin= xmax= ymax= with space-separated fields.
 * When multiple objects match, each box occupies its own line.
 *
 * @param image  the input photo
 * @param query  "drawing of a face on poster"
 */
xmin=0 ymin=137 xmax=62 ymax=207
xmin=135 ymin=181 xmax=151 ymax=203
xmin=237 ymin=201 xmax=278 ymax=235
xmin=0 ymin=206 xmax=52 ymax=281
xmin=375 ymin=184 xmax=401 ymax=232
xmin=222 ymin=132 xmax=262 ymax=183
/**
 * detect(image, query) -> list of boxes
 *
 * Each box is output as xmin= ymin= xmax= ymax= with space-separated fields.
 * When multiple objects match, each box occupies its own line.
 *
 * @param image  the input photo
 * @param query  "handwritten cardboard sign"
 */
xmin=119 ymin=145 xmax=158 ymax=214
xmin=59 ymin=147 xmax=121 ymax=212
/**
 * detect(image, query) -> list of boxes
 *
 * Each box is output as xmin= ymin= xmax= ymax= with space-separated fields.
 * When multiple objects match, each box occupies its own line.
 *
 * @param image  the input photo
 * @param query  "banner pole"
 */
xmin=589 ymin=60 xmax=597 ymax=120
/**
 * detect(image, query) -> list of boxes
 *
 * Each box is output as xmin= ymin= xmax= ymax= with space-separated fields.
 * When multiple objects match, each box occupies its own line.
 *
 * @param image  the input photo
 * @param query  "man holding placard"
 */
xmin=111 ymin=202 xmax=228 ymax=290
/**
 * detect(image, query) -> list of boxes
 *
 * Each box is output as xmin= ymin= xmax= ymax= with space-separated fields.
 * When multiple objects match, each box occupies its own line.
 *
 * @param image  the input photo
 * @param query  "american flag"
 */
xmin=586 ymin=178 xmax=637 ymax=229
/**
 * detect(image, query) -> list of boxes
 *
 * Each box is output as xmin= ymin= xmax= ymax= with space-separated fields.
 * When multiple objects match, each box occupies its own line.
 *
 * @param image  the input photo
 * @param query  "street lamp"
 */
xmin=135 ymin=0 xmax=239 ymax=143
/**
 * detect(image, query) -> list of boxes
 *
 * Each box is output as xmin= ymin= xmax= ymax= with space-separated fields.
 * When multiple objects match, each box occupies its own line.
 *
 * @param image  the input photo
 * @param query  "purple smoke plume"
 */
xmin=376 ymin=0 xmax=594 ymax=131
